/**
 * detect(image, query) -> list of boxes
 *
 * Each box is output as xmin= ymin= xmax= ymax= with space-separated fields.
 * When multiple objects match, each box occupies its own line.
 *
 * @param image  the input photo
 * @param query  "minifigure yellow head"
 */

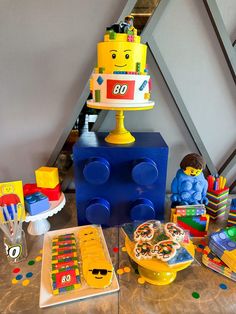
xmin=84 ymin=260 xmax=113 ymax=288
xmin=78 ymin=227 xmax=99 ymax=239
xmin=2 ymin=184 xmax=14 ymax=195
xmin=97 ymin=34 xmax=146 ymax=73
xmin=183 ymin=167 xmax=202 ymax=177
xmin=180 ymin=153 xmax=205 ymax=177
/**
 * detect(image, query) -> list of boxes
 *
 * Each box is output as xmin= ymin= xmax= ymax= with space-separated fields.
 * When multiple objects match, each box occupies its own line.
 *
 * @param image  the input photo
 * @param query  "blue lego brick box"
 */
xmin=73 ymin=132 xmax=168 ymax=226
xmin=25 ymin=192 xmax=50 ymax=216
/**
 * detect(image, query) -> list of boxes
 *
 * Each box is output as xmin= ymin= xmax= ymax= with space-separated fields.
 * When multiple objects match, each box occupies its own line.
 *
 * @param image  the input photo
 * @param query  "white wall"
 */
xmin=99 ymin=0 xmax=236 ymax=191
xmin=216 ymin=0 xmax=236 ymax=42
xmin=0 ymin=0 xmax=126 ymax=182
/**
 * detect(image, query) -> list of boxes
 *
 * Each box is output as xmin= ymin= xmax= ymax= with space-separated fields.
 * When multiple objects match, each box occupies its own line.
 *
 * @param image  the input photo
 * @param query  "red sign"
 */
xmin=107 ymin=80 xmax=135 ymax=100
xmin=56 ymin=269 xmax=77 ymax=288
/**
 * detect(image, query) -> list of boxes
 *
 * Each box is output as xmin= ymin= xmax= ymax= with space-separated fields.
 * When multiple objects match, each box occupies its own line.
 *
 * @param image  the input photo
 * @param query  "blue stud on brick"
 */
xmin=25 ymin=192 xmax=50 ymax=216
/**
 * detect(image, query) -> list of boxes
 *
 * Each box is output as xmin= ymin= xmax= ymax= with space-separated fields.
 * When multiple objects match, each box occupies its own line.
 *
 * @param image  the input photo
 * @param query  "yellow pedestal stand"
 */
xmin=87 ymin=101 xmax=154 ymax=145
xmin=125 ymin=236 xmax=195 ymax=285
xmin=105 ymin=110 xmax=134 ymax=144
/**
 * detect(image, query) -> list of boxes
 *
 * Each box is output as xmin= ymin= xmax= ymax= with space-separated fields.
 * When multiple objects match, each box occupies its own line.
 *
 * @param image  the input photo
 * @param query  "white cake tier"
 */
xmin=90 ymin=74 xmax=154 ymax=106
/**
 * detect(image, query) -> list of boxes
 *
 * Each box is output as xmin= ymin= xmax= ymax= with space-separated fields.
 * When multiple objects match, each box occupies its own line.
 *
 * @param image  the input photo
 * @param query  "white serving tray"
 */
xmin=39 ymin=225 xmax=119 ymax=308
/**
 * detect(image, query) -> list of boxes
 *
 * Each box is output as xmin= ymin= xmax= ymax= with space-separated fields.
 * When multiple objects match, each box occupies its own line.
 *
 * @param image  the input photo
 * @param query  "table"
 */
xmin=0 ymin=194 xmax=236 ymax=314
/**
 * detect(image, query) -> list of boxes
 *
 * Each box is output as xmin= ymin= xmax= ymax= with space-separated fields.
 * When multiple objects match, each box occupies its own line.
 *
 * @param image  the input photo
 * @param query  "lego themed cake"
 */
xmin=87 ymin=16 xmax=154 ymax=109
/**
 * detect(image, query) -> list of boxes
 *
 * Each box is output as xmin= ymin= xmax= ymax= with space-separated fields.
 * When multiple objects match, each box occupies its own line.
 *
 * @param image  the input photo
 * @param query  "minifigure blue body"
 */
xmin=171 ymin=169 xmax=208 ymax=205
xmin=25 ymin=192 xmax=50 ymax=216
xmin=73 ymin=132 xmax=168 ymax=226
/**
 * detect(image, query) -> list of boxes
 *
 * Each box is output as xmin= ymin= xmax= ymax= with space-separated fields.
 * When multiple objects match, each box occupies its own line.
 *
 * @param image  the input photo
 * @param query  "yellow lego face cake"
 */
xmin=97 ymin=37 xmax=147 ymax=73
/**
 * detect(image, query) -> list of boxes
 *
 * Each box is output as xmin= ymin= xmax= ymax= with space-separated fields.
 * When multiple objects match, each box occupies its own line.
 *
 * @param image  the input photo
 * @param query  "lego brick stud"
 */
xmin=132 ymin=158 xmax=158 ymax=185
xmin=130 ymin=198 xmax=155 ymax=221
xmin=83 ymin=157 xmax=110 ymax=185
xmin=85 ymin=198 xmax=110 ymax=225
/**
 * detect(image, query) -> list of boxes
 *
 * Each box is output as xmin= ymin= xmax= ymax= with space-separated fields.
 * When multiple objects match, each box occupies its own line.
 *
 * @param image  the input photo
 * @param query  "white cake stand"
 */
xmin=25 ymin=193 xmax=66 ymax=236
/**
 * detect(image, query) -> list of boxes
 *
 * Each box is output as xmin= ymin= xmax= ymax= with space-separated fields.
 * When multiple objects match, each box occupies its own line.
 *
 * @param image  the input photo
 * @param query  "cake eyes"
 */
xmin=125 ymin=54 xmax=129 ymax=59
xmin=112 ymin=53 xmax=116 ymax=59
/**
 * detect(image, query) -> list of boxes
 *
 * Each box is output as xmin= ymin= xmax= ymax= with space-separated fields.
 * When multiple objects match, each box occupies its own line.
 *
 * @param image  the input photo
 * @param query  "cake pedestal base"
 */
xmin=105 ymin=110 xmax=135 ymax=144
xmin=87 ymin=101 xmax=154 ymax=145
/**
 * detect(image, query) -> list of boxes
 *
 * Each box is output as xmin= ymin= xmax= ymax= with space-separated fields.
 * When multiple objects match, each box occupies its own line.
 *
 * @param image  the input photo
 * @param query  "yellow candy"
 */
xmin=35 ymin=256 xmax=42 ymax=262
xmin=22 ymin=279 xmax=30 ymax=286
xmin=12 ymin=278 xmax=18 ymax=285
xmin=117 ymin=268 xmax=124 ymax=275
xmin=138 ymin=277 xmax=145 ymax=284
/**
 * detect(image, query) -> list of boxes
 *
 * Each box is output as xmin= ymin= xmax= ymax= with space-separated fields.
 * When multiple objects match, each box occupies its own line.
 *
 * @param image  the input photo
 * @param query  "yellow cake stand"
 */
xmin=125 ymin=236 xmax=195 ymax=285
xmin=87 ymin=100 xmax=154 ymax=144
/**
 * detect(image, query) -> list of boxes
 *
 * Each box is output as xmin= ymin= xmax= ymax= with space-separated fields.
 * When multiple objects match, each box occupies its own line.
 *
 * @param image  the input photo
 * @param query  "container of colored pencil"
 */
xmin=206 ymin=175 xmax=229 ymax=220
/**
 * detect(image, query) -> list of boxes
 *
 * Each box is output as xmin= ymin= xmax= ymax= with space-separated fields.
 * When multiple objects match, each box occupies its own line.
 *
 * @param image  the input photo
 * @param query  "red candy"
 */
xmin=13 ymin=268 xmax=20 ymax=274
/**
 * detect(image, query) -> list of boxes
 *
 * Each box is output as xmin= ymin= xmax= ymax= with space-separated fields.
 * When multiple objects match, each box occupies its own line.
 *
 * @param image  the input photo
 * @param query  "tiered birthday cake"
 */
xmin=87 ymin=17 xmax=154 ymax=109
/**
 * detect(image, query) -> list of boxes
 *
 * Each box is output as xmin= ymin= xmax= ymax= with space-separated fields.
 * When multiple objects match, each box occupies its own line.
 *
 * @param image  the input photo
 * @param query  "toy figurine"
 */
xmin=106 ymin=15 xmax=137 ymax=35
xmin=124 ymin=15 xmax=137 ymax=35
xmin=171 ymin=153 xmax=208 ymax=206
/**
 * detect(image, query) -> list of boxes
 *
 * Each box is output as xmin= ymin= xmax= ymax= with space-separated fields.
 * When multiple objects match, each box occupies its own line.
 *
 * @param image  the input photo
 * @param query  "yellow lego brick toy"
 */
xmin=35 ymin=167 xmax=59 ymax=189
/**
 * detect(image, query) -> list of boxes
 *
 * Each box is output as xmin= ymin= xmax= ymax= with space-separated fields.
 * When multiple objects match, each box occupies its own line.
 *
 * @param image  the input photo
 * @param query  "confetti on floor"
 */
xmin=138 ymin=277 xmax=145 ymax=284
xmin=117 ymin=268 xmax=124 ymax=275
xmin=22 ymin=279 xmax=30 ymax=286
xmin=192 ymin=292 xmax=200 ymax=299
xmin=219 ymin=283 xmax=228 ymax=290
xmin=35 ymin=256 xmax=42 ymax=262
xmin=12 ymin=278 xmax=18 ymax=285
xmin=26 ymin=272 xmax=33 ymax=278
xmin=16 ymin=274 xmax=23 ymax=281
xmin=28 ymin=260 xmax=35 ymax=266
xmin=124 ymin=267 xmax=131 ymax=273
xmin=121 ymin=247 xmax=127 ymax=252
xmin=113 ymin=247 xmax=119 ymax=253
xmin=12 ymin=268 xmax=20 ymax=274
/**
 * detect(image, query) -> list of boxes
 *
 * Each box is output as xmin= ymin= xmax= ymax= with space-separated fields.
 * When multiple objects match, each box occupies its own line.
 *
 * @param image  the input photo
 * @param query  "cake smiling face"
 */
xmin=110 ymin=48 xmax=130 ymax=68
xmin=97 ymin=39 xmax=147 ymax=73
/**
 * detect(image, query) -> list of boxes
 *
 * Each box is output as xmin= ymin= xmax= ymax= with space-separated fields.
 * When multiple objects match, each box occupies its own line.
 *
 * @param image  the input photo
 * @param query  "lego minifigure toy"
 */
xmin=106 ymin=15 xmax=137 ymax=35
xmin=171 ymin=153 xmax=208 ymax=206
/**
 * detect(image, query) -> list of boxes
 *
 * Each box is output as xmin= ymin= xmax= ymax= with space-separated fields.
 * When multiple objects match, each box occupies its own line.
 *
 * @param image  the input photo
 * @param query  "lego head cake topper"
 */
xmin=171 ymin=153 xmax=208 ymax=206
xmin=87 ymin=15 xmax=155 ymax=144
